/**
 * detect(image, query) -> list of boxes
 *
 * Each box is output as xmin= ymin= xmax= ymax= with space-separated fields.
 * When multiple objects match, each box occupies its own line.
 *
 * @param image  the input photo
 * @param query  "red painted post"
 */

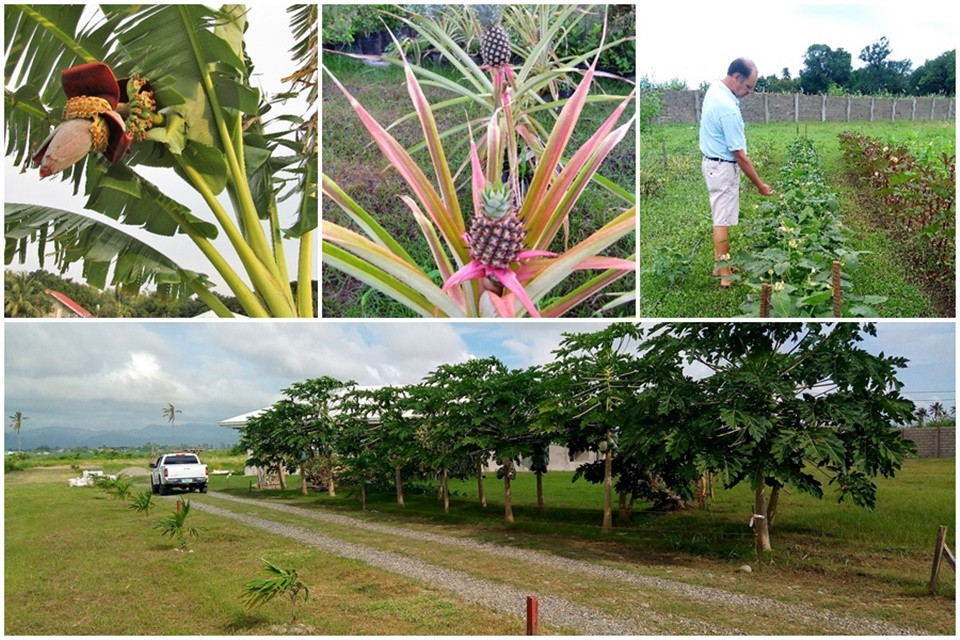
xmin=526 ymin=596 xmax=539 ymax=635
xmin=176 ymin=499 xmax=181 ymax=513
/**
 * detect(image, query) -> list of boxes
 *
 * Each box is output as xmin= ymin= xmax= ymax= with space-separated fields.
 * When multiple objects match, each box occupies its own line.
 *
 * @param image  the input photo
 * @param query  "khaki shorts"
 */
xmin=702 ymin=158 xmax=740 ymax=227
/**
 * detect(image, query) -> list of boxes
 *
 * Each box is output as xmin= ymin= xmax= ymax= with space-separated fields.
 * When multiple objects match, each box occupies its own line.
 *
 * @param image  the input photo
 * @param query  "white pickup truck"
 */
xmin=150 ymin=452 xmax=208 ymax=495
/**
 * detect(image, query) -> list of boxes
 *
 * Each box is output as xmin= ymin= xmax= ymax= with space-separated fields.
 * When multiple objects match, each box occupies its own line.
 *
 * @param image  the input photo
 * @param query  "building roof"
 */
xmin=219 ymin=385 xmax=393 ymax=429
xmin=45 ymin=289 xmax=95 ymax=318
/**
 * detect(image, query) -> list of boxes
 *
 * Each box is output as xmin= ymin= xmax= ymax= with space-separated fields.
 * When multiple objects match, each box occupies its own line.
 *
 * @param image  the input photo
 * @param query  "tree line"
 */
xmin=758 ymin=38 xmax=955 ymax=97
xmin=239 ymin=323 xmax=917 ymax=552
xmin=4 ymin=269 xmax=317 ymax=318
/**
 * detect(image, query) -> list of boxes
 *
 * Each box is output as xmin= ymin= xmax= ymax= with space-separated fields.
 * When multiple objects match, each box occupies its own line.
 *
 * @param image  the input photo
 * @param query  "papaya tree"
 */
xmin=283 ymin=376 xmax=356 ymax=497
xmin=414 ymin=359 xmax=499 ymax=514
xmin=4 ymin=5 xmax=317 ymax=316
xmin=333 ymin=386 xmax=387 ymax=510
xmin=239 ymin=399 xmax=312 ymax=492
xmin=545 ymin=322 xmax=644 ymax=533
xmin=366 ymin=385 xmax=419 ymax=508
xmin=639 ymin=322 xmax=917 ymax=553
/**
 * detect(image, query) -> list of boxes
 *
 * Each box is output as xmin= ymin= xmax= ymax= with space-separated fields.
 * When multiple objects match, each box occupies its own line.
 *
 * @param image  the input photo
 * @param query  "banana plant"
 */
xmin=322 ymin=28 xmax=635 ymax=317
xmin=3 ymin=4 xmax=317 ymax=317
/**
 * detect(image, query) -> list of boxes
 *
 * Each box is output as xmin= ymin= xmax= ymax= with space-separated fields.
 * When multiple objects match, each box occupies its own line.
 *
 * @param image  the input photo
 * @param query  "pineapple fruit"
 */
xmin=475 ymin=5 xmax=511 ymax=67
xmin=469 ymin=183 xmax=525 ymax=270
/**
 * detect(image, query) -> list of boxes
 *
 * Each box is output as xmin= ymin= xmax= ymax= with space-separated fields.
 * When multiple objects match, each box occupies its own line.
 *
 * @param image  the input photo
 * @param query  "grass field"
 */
xmin=321 ymin=55 xmax=636 ymax=318
xmin=5 ymin=456 xmax=955 ymax=634
xmin=639 ymin=120 xmax=955 ymax=317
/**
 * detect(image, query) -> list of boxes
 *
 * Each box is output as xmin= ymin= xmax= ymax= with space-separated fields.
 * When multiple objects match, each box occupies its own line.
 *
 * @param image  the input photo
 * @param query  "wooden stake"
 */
xmin=760 ymin=283 xmax=772 ymax=317
xmin=526 ymin=596 xmax=539 ymax=635
xmin=928 ymin=525 xmax=955 ymax=593
xmin=832 ymin=261 xmax=842 ymax=317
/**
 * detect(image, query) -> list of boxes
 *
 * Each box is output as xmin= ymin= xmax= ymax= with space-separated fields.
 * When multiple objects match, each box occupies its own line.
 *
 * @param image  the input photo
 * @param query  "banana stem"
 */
xmin=296 ymin=229 xmax=315 ymax=317
xmin=177 ymin=160 xmax=295 ymax=317
xmin=177 ymin=5 xmax=278 ymax=279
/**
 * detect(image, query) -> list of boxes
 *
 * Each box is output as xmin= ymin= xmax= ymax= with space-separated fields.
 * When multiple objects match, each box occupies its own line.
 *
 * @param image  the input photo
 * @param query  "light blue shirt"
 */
xmin=699 ymin=81 xmax=746 ymax=161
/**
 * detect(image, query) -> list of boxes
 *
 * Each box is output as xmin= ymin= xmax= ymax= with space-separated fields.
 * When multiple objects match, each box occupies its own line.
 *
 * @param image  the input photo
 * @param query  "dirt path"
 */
xmin=184 ymin=492 xmax=923 ymax=635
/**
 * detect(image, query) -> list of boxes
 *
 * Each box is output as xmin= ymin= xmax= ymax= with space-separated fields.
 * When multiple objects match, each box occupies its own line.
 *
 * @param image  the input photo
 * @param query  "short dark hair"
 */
xmin=727 ymin=58 xmax=755 ymax=78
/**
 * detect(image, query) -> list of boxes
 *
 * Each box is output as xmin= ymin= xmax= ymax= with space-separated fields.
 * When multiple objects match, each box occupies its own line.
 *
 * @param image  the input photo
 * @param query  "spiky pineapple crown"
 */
xmin=474 ymin=4 xmax=503 ymax=28
xmin=481 ymin=182 xmax=512 ymax=220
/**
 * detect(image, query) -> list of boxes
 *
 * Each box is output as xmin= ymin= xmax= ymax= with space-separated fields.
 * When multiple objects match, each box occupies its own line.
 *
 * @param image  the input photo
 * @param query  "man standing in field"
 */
xmin=700 ymin=57 xmax=773 ymax=287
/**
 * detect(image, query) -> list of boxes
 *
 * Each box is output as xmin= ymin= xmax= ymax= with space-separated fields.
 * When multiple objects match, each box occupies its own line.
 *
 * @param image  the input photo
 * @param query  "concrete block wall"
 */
xmin=899 ymin=427 xmax=956 ymax=458
xmin=654 ymin=90 xmax=956 ymax=125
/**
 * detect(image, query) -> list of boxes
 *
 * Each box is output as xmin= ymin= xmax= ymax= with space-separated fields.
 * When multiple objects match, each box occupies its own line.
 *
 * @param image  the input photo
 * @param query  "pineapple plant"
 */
xmin=475 ymin=5 xmax=511 ymax=67
xmin=468 ymin=183 xmax=525 ymax=270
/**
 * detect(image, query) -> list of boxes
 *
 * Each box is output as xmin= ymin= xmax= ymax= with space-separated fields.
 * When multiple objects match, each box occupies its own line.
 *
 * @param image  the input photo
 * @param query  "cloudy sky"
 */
xmin=639 ymin=1 xmax=956 ymax=87
xmin=3 ymin=321 xmax=955 ymax=432
xmin=3 ymin=3 xmax=310 ymax=291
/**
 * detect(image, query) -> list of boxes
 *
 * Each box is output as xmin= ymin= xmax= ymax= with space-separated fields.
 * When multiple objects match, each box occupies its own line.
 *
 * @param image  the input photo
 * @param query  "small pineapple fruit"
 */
xmin=475 ymin=5 xmax=511 ymax=67
xmin=469 ymin=182 xmax=525 ymax=270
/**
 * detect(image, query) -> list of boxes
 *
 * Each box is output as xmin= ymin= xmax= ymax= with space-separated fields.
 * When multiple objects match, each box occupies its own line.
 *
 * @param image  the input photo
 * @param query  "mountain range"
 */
xmin=4 ymin=422 xmax=240 ymax=451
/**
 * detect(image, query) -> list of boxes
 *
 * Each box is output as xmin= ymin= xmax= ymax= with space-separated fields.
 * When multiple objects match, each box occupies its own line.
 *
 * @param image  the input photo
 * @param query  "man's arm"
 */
xmin=732 ymin=149 xmax=773 ymax=195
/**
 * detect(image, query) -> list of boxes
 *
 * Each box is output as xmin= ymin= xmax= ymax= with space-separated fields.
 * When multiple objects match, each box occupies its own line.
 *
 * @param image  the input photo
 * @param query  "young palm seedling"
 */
xmin=241 ymin=559 xmax=310 ymax=625
xmin=153 ymin=498 xmax=201 ymax=551
xmin=129 ymin=490 xmax=155 ymax=520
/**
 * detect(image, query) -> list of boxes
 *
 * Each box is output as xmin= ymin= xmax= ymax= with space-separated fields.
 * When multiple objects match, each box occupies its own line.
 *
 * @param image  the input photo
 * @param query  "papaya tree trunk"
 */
xmin=277 ymin=462 xmax=286 ymax=491
xmin=753 ymin=481 xmax=772 ymax=553
xmin=300 ymin=462 xmax=308 ymax=495
xmin=617 ymin=489 xmax=628 ymax=522
xmin=503 ymin=456 xmax=514 ymax=524
xmin=361 ymin=484 xmax=367 ymax=511
xmin=477 ymin=456 xmax=487 ymax=508
xmin=326 ymin=452 xmax=336 ymax=497
xmin=536 ymin=470 xmax=545 ymax=514
xmin=602 ymin=442 xmax=613 ymax=534
xmin=441 ymin=466 xmax=450 ymax=514
xmin=395 ymin=465 xmax=405 ymax=508
xmin=767 ymin=485 xmax=781 ymax=530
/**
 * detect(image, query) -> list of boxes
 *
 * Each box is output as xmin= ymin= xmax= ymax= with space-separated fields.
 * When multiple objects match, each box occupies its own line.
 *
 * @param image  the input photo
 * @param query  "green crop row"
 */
xmin=730 ymin=137 xmax=884 ymax=317
xmin=838 ymin=131 xmax=955 ymax=312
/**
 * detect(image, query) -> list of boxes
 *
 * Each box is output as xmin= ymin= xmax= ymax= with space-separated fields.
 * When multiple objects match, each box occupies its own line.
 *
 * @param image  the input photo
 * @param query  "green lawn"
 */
xmin=3 ymin=466 xmax=521 ymax=635
xmin=6 ymin=457 xmax=955 ymax=634
xmin=639 ymin=120 xmax=955 ymax=317
xmin=321 ymin=54 xmax=636 ymax=317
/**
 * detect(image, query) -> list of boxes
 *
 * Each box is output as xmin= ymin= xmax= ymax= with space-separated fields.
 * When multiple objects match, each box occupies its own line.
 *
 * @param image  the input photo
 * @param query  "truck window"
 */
xmin=165 ymin=455 xmax=200 ymax=465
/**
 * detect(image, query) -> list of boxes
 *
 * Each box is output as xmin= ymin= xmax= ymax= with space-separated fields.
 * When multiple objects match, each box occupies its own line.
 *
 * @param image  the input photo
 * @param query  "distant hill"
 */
xmin=3 ymin=423 xmax=240 ymax=451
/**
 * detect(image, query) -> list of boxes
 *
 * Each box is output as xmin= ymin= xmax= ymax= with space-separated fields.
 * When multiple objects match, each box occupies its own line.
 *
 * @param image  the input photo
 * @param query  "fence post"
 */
xmin=764 ymin=93 xmax=769 ymax=124
xmin=793 ymin=93 xmax=799 ymax=123
xmin=832 ymin=261 xmax=842 ymax=317
xmin=526 ymin=596 xmax=539 ymax=635
xmin=930 ymin=97 xmax=936 ymax=120
xmin=891 ymin=98 xmax=897 ymax=122
xmin=846 ymin=96 xmax=851 ymax=122
xmin=760 ymin=284 xmax=772 ymax=318
xmin=911 ymin=97 xmax=917 ymax=121
xmin=661 ymin=140 xmax=667 ymax=171
xmin=821 ymin=95 xmax=826 ymax=122
xmin=928 ymin=525 xmax=952 ymax=594
xmin=870 ymin=98 xmax=875 ymax=121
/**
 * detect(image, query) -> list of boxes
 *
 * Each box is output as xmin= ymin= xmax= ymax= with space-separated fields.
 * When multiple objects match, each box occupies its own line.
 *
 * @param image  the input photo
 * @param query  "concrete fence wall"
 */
xmin=657 ymin=90 xmax=956 ymax=125
xmin=899 ymin=427 xmax=956 ymax=458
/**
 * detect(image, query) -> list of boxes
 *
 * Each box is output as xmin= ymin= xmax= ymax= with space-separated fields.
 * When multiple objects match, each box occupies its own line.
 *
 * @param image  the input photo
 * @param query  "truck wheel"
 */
xmin=159 ymin=484 xmax=169 ymax=496
xmin=150 ymin=480 xmax=159 ymax=495
xmin=200 ymin=485 xmax=208 ymax=494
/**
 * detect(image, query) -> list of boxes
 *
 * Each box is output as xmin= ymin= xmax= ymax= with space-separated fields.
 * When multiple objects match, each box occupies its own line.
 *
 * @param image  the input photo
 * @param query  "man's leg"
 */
xmin=713 ymin=225 xmax=731 ymax=286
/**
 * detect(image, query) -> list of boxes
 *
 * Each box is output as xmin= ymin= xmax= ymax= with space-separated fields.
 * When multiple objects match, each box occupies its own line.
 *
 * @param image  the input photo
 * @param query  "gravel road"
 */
xmin=189 ymin=492 xmax=923 ymax=636
xmin=191 ymin=499 xmax=649 ymax=635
